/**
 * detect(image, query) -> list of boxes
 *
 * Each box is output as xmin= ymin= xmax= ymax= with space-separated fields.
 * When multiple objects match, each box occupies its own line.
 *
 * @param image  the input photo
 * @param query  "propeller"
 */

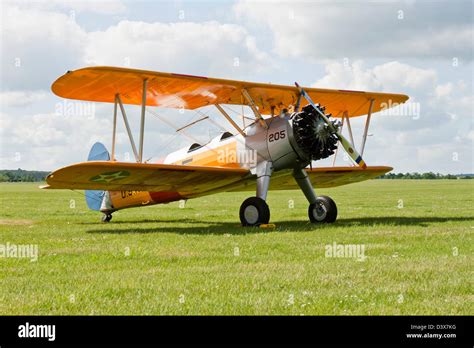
xmin=295 ymin=82 xmax=367 ymax=169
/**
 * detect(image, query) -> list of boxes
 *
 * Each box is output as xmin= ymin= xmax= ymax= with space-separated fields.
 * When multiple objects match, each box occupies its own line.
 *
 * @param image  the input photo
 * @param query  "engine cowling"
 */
xmin=291 ymin=104 xmax=340 ymax=161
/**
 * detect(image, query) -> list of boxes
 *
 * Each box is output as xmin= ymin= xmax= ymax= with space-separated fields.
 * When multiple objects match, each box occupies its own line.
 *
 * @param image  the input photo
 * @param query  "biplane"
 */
xmin=43 ymin=66 xmax=408 ymax=226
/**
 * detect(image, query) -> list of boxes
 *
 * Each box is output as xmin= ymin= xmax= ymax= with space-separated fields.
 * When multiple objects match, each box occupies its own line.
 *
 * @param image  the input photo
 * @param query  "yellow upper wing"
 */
xmin=52 ymin=66 xmax=409 ymax=117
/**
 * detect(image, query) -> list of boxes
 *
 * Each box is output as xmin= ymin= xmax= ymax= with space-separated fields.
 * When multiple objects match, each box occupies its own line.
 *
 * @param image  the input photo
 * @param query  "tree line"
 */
xmin=0 ymin=169 xmax=50 ymax=182
xmin=378 ymin=172 xmax=473 ymax=179
xmin=0 ymin=168 xmax=472 ymax=182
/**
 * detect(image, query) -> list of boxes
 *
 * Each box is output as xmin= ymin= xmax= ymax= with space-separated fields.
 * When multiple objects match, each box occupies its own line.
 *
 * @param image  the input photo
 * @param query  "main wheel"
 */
xmin=240 ymin=197 xmax=270 ymax=226
xmin=308 ymin=196 xmax=337 ymax=223
xmin=101 ymin=213 xmax=113 ymax=223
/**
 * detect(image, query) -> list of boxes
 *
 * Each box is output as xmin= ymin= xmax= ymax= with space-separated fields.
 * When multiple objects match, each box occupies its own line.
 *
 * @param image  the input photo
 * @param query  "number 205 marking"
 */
xmin=269 ymin=130 xmax=286 ymax=142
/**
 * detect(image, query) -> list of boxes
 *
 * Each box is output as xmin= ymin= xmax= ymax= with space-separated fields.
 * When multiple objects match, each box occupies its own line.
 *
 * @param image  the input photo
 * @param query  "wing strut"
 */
xmin=344 ymin=111 xmax=355 ymax=148
xmin=332 ymin=116 xmax=345 ymax=166
xmin=294 ymin=92 xmax=303 ymax=112
xmin=116 ymin=94 xmax=139 ymax=162
xmin=111 ymin=94 xmax=118 ymax=161
xmin=215 ymin=104 xmax=246 ymax=137
xmin=110 ymin=79 xmax=148 ymax=163
xmin=138 ymin=79 xmax=148 ymax=162
xmin=360 ymin=99 xmax=374 ymax=157
xmin=241 ymin=89 xmax=268 ymax=129
xmin=176 ymin=115 xmax=209 ymax=133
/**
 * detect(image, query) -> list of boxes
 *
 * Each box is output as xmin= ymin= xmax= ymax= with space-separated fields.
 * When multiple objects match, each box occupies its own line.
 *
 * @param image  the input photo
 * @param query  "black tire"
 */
xmin=308 ymin=195 xmax=337 ymax=223
xmin=239 ymin=197 xmax=270 ymax=226
xmin=101 ymin=213 xmax=112 ymax=223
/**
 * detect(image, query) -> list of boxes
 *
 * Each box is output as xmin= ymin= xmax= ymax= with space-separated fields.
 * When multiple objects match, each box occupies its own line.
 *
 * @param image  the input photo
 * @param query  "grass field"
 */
xmin=0 ymin=180 xmax=472 ymax=315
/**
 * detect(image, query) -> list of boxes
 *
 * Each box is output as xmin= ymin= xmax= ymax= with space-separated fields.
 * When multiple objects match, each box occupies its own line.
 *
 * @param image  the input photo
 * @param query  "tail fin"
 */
xmin=85 ymin=142 xmax=110 ymax=211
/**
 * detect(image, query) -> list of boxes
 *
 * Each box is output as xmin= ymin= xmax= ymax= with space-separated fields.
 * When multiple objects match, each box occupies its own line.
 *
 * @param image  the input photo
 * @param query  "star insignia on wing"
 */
xmin=89 ymin=171 xmax=130 ymax=183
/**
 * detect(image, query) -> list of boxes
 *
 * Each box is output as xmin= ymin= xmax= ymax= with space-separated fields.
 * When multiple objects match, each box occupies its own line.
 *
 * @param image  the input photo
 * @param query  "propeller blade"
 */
xmin=295 ymin=82 xmax=367 ymax=169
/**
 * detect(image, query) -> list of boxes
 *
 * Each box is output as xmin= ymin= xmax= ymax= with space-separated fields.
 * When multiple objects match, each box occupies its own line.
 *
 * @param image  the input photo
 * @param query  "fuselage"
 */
xmin=103 ymin=115 xmax=302 ymax=212
xmin=101 ymin=112 xmax=333 ymax=213
xmin=104 ymin=132 xmax=246 ymax=211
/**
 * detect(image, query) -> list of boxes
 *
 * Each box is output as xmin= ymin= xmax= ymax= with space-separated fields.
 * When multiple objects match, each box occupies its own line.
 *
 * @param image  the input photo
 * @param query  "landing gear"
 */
xmin=292 ymin=167 xmax=338 ymax=224
xmin=239 ymin=160 xmax=273 ymax=227
xmin=101 ymin=213 xmax=113 ymax=223
xmin=308 ymin=196 xmax=337 ymax=223
xmin=240 ymin=197 xmax=270 ymax=226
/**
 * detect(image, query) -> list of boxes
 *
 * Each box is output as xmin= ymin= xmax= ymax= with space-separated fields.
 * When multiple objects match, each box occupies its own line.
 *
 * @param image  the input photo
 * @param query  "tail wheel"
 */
xmin=101 ymin=213 xmax=113 ymax=223
xmin=308 ymin=196 xmax=337 ymax=223
xmin=240 ymin=197 xmax=270 ymax=226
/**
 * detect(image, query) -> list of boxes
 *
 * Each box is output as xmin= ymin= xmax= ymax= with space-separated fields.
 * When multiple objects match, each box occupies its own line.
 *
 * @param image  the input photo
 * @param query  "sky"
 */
xmin=0 ymin=0 xmax=472 ymax=173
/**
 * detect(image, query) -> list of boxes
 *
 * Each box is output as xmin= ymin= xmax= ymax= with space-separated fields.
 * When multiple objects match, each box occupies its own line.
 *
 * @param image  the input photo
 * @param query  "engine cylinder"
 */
xmin=291 ymin=104 xmax=340 ymax=161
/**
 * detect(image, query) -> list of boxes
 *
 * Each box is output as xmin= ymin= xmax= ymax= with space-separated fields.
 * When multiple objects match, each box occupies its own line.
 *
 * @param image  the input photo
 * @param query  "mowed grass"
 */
xmin=0 ymin=180 xmax=472 ymax=315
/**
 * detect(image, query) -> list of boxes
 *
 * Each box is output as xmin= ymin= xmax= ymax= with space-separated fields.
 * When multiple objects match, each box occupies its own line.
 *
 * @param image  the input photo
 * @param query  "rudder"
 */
xmin=85 ymin=142 xmax=110 ymax=211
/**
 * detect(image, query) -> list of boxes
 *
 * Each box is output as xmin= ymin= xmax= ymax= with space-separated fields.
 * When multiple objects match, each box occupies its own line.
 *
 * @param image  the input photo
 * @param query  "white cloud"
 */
xmin=0 ymin=2 xmax=274 ymax=170
xmin=372 ymin=62 xmax=437 ymax=90
xmin=0 ymin=111 xmax=112 ymax=170
xmin=435 ymin=82 xmax=454 ymax=98
xmin=313 ymin=59 xmax=473 ymax=173
xmin=0 ymin=91 xmax=47 ymax=107
xmin=1 ymin=3 xmax=271 ymax=91
xmin=0 ymin=1 xmax=471 ymax=174
xmin=234 ymin=0 xmax=473 ymax=61
xmin=4 ymin=0 xmax=127 ymax=15
xmin=1 ymin=4 xmax=87 ymax=91
xmin=313 ymin=60 xmax=437 ymax=92
xmin=84 ymin=20 xmax=272 ymax=76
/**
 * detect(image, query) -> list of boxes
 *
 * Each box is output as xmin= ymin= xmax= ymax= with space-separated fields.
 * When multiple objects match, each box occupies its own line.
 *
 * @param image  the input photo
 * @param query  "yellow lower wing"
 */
xmin=42 ymin=161 xmax=391 ymax=197
xmin=229 ymin=166 xmax=392 ymax=192
xmin=286 ymin=166 xmax=392 ymax=189
xmin=42 ymin=161 xmax=250 ymax=198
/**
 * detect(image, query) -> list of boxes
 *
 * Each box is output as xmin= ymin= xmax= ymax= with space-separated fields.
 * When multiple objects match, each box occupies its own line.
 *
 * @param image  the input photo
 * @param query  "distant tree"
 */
xmin=0 ymin=169 xmax=49 ymax=182
xmin=376 ymin=172 xmax=472 ymax=180
xmin=422 ymin=172 xmax=437 ymax=179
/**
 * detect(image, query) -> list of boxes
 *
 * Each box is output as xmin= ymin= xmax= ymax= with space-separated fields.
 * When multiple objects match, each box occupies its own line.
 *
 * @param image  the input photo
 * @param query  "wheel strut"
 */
xmin=292 ymin=167 xmax=338 ymax=223
xmin=101 ymin=213 xmax=113 ymax=223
